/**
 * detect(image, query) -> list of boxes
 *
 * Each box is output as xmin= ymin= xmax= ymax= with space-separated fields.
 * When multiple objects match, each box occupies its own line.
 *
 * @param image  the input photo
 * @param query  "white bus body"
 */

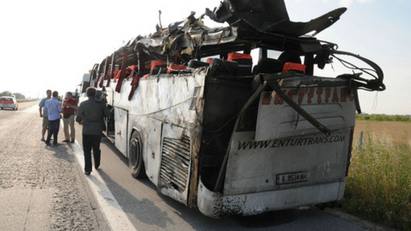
xmin=80 ymin=0 xmax=385 ymax=218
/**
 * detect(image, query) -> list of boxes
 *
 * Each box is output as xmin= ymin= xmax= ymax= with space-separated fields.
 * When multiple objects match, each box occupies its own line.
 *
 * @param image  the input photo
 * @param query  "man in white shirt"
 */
xmin=44 ymin=91 xmax=63 ymax=146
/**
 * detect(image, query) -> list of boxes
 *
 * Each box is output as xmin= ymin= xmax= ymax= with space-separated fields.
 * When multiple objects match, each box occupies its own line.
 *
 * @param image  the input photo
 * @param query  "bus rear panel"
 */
xmin=197 ymin=76 xmax=355 ymax=218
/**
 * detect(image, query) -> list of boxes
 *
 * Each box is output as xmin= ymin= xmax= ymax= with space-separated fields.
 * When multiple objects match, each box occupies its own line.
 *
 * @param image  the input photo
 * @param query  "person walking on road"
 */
xmin=39 ymin=89 xmax=52 ymax=141
xmin=76 ymin=87 xmax=110 ymax=175
xmin=62 ymin=92 xmax=78 ymax=143
xmin=44 ymin=91 xmax=62 ymax=146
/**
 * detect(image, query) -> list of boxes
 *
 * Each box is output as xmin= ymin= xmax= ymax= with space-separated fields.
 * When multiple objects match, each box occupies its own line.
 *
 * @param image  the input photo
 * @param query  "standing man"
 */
xmin=44 ymin=91 xmax=62 ymax=146
xmin=76 ymin=87 xmax=110 ymax=175
xmin=62 ymin=92 xmax=78 ymax=143
xmin=39 ymin=89 xmax=52 ymax=141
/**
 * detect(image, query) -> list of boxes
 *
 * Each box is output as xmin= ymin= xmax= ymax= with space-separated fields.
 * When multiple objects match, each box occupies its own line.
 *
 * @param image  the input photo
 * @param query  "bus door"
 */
xmin=114 ymin=108 xmax=128 ymax=155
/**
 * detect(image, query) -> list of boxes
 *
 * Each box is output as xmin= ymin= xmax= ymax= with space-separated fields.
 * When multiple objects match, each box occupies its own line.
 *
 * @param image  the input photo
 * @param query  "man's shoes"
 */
xmin=62 ymin=139 xmax=70 ymax=142
xmin=45 ymin=142 xmax=51 ymax=146
xmin=84 ymin=172 xmax=91 ymax=175
xmin=95 ymin=166 xmax=99 ymax=170
xmin=70 ymin=140 xmax=75 ymax=143
xmin=41 ymin=138 xmax=46 ymax=142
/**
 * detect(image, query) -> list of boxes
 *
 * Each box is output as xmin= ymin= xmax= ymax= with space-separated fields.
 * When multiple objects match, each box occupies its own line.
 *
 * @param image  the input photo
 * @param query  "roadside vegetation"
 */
xmin=0 ymin=91 xmax=25 ymax=99
xmin=342 ymin=122 xmax=411 ymax=230
xmin=356 ymin=113 xmax=411 ymax=123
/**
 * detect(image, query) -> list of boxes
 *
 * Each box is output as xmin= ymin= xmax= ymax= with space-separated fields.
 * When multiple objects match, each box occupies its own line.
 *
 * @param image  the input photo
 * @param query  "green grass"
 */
xmin=341 ymin=130 xmax=411 ymax=230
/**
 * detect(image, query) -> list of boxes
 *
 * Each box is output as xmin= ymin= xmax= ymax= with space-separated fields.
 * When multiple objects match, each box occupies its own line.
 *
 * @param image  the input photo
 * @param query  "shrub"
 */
xmin=342 ymin=130 xmax=411 ymax=230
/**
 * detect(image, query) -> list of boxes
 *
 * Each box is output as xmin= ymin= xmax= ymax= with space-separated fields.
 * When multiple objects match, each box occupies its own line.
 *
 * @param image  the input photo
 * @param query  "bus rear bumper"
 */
xmin=197 ymin=178 xmax=346 ymax=218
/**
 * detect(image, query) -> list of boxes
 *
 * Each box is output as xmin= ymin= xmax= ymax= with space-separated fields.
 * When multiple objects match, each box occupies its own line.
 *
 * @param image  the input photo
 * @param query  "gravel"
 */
xmin=0 ymin=103 xmax=108 ymax=230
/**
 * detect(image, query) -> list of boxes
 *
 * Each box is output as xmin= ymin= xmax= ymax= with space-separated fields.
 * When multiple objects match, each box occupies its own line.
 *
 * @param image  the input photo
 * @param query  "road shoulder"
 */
xmin=325 ymin=208 xmax=397 ymax=231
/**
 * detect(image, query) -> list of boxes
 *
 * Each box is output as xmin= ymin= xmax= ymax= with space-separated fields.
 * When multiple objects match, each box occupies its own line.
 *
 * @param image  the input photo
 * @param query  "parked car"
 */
xmin=0 ymin=96 xmax=18 ymax=110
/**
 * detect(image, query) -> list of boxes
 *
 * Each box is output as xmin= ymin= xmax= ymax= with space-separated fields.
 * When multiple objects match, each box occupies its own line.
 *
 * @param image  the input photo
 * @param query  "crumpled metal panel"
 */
xmin=112 ymin=69 xmax=206 ymax=124
xmin=213 ymin=0 xmax=346 ymax=37
xmin=256 ymin=77 xmax=356 ymax=140
xmin=197 ymin=177 xmax=345 ymax=218
xmin=160 ymin=135 xmax=191 ymax=192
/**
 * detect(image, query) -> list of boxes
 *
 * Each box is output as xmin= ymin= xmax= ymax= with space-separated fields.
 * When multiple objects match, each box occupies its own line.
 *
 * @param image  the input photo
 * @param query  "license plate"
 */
xmin=276 ymin=172 xmax=308 ymax=185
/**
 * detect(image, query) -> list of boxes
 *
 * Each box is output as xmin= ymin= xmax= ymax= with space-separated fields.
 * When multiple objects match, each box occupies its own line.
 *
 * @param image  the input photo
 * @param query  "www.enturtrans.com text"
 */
xmin=237 ymin=135 xmax=346 ymax=150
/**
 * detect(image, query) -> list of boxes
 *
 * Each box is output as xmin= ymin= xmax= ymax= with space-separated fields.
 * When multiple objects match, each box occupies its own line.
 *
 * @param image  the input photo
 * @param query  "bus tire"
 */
xmin=129 ymin=131 xmax=146 ymax=178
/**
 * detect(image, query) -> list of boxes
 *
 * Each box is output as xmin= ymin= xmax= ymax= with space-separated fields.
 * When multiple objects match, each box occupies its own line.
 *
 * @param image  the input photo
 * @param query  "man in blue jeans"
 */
xmin=76 ymin=87 xmax=110 ymax=175
xmin=44 ymin=91 xmax=62 ymax=146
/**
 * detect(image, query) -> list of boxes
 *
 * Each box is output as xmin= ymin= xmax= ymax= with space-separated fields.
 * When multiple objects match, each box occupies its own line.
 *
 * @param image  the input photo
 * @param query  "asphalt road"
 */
xmin=0 ymin=102 xmax=377 ymax=230
xmin=0 ymin=101 xmax=109 ymax=230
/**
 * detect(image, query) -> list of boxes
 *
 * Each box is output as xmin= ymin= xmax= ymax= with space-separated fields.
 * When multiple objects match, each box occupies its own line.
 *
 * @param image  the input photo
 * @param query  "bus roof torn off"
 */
xmin=82 ymin=0 xmax=386 ymax=218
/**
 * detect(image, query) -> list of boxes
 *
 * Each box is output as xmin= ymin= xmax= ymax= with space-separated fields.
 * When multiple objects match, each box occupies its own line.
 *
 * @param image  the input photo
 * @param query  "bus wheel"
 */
xmin=129 ymin=131 xmax=146 ymax=178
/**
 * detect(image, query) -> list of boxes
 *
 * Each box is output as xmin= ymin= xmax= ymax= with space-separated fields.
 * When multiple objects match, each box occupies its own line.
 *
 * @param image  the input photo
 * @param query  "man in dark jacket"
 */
xmin=76 ymin=87 xmax=110 ymax=175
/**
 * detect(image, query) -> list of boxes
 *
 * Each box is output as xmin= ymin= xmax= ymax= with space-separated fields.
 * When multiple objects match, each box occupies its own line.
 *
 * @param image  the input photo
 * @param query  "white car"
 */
xmin=0 ymin=96 xmax=18 ymax=110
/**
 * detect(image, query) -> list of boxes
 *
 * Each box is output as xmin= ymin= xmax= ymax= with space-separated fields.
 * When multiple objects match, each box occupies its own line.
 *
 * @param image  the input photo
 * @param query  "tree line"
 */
xmin=356 ymin=114 xmax=411 ymax=122
xmin=0 ymin=91 xmax=25 ymax=99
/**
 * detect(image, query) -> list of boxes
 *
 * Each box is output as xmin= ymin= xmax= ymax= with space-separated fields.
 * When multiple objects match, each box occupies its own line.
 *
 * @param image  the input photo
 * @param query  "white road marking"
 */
xmin=71 ymin=140 xmax=137 ymax=231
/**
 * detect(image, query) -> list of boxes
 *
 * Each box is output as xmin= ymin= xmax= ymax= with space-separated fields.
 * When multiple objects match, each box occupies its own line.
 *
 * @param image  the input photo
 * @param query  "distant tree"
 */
xmin=13 ymin=93 xmax=25 ymax=99
xmin=382 ymin=115 xmax=391 ymax=121
xmin=373 ymin=114 xmax=383 ymax=121
xmin=393 ymin=115 xmax=401 ymax=122
xmin=0 ymin=91 xmax=12 ymax=97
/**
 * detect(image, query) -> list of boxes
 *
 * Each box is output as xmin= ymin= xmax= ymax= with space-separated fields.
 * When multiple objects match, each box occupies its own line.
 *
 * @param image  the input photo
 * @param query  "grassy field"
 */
xmin=342 ymin=120 xmax=411 ymax=230
xmin=354 ymin=120 xmax=411 ymax=144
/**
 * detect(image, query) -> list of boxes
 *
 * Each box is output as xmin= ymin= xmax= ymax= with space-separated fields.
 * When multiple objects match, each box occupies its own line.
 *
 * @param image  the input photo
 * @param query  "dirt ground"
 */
xmin=0 ymin=101 xmax=109 ymax=230
xmin=354 ymin=120 xmax=411 ymax=144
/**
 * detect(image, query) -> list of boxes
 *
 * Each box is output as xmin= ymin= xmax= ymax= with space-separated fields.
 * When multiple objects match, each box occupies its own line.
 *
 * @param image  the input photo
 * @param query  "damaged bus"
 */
xmin=79 ymin=0 xmax=385 ymax=218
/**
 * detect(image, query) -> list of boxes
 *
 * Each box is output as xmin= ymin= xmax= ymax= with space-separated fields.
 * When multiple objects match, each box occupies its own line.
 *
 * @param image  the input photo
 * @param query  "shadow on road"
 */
xmin=100 ymin=137 xmax=129 ymax=166
xmin=68 ymin=134 xmax=176 ymax=229
xmin=98 ymin=170 xmax=175 ymax=229
xmin=0 ymin=108 xmax=19 ymax=112
xmin=46 ymin=143 xmax=75 ymax=163
xmin=96 ymin=136 xmax=303 ymax=230
xmin=74 ymin=134 xmax=303 ymax=230
xmin=231 ymin=209 xmax=302 ymax=228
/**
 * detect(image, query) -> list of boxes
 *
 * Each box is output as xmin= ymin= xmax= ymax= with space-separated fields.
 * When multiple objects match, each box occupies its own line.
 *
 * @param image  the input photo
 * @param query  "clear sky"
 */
xmin=0 ymin=0 xmax=409 ymax=115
